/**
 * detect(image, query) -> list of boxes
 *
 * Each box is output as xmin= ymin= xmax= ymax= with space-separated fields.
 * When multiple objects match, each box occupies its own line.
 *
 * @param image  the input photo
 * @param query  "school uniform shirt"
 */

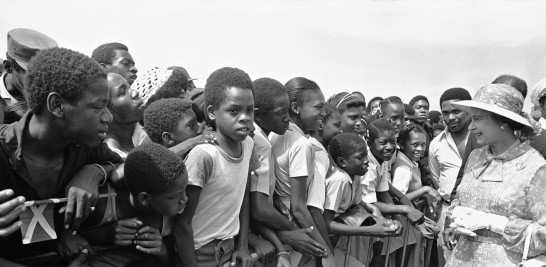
xmin=0 ymin=112 xmax=123 ymax=260
xmin=307 ymin=137 xmax=328 ymax=212
xmin=429 ymin=129 xmax=469 ymax=202
xmin=391 ymin=152 xmax=422 ymax=194
xmin=250 ymin=123 xmax=275 ymax=202
xmin=185 ymin=136 xmax=256 ymax=249
xmin=360 ymin=147 xmax=390 ymax=204
xmin=324 ymin=165 xmax=362 ymax=217
xmin=269 ymin=122 xmax=315 ymax=209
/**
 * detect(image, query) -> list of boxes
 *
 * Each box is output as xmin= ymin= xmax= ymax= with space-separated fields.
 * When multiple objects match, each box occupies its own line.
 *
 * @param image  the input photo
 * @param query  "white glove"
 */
xmin=450 ymin=206 xmax=508 ymax=234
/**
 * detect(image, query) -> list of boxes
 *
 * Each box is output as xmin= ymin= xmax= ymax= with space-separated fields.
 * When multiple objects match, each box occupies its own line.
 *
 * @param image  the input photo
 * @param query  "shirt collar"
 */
xmin=253 ymin=122 xmax=268 ymax=140
xmin=290 ymin=122 xmax=306 ymax=137
xmin=332 ymin=164 xmax=353 ymax=184
xmin=1 ymin=111 xmax=32 ymax=162
xmin=397 ymin=152 xmax=418 ymax=168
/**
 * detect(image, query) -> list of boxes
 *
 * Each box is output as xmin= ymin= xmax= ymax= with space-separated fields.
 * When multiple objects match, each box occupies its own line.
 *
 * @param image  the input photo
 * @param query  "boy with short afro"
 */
xmin=0 ymin=47 xmax=123 ymax=263
xmin=175 ymin=67 xmax=257 ymax=267
xmin=87 ymin=142 xmax=188 ymax=266
xmin=144 ymin=98 xmax=198 ymax=147
xmin=92 ymin=42 xmax=138 ymax=85
xmin=250 ymin=77 xmax=323 ymax=266
xmin=144 ymin=98 xmax=216 ymax=158
xmin=323 ymin=133 xmax=399 ymax=266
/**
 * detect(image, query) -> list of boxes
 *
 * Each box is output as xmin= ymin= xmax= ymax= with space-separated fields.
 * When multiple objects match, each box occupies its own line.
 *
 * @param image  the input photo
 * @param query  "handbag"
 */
xmin=518 ymin=225 xmax=546 ymax=267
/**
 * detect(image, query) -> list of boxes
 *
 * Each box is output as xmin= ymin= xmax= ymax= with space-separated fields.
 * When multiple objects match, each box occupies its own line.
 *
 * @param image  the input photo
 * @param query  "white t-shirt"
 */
xmin=185 ymin=137 xmax=255 ymax=249
xmin=324 ymin=165 xmax=362 ymax=218
xmin=361 ymin=148 xmax=390 ymax=203
xmin=307 ymin=137 xmax=328 ymax=212
xmin=269 ymin=122 xmax=314 ymax=209
xmin=250 ymin=123 xmax=275 ymax=202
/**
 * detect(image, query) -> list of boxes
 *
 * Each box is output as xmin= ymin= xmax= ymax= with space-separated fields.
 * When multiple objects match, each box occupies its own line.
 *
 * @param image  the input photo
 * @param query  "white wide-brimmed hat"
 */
xmin=452 ymin=84 xmax=532 ymax=129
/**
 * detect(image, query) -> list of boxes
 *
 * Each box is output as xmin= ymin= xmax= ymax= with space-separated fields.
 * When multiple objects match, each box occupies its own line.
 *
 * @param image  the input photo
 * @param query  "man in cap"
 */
xmin=1 ymin=28 xmax=58 ymax=123
xmin=169 ymin=66 xmax=196 ymax=91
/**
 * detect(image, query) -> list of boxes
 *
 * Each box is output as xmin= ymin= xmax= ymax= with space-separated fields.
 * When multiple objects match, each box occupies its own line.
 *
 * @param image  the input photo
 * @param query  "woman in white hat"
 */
xmin=443 ymin=84 xmax=546 ymax=266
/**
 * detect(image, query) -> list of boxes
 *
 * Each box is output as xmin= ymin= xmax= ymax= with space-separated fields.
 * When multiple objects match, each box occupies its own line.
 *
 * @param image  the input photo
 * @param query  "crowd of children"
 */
xmin=2 ymin=27 xmax=546 ymax=267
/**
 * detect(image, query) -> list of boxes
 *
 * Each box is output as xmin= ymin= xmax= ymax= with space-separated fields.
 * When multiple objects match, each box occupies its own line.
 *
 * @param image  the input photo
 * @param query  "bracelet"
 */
xmin=277 ymin=251 xmax=290 ymax=257
xmin=92 ymin=164 xmax=108 ymax=186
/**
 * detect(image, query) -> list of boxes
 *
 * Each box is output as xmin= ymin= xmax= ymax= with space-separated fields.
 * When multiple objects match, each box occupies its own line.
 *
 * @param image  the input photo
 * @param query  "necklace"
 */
xmin=491 ymin=139 xmax=520 ymax=158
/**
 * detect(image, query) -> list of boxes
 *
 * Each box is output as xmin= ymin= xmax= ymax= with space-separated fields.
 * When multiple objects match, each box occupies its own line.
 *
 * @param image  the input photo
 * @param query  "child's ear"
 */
xmin=138 ymin=192 xmax=151 ymax=207
xmin=254 ymin=108 xmax=263 ymax=123
xmin=290 ymin=102 xmax=299 ymax=115
xmin=206 ymin=105 xmax=216 ymax=120
xmin=161 ymin=132 xmax=174 ymax=146
xmin=336 ymin=156 xmax=346 ymax=168
xmin=46 ymin=92 xmax=64 ymax=119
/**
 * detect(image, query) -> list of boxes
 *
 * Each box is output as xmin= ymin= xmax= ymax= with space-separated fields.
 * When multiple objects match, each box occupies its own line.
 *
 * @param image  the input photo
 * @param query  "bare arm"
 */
xmin=323 ymin=209 xmax=397 ymax=237
xmin=173 ymin=185 xmax=200 ymax=267
xmin=250 ymin=192 xmax=298 ymax=231
xmin=308 ymin=206 xmax=334 ymax=252
xmin=290 ymin=176 xmax=332 ymax=256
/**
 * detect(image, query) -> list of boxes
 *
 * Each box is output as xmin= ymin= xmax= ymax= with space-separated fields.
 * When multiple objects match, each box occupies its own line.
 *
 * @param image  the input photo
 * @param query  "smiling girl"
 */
xmin=392 ymin=124 xmax=441 ymax=206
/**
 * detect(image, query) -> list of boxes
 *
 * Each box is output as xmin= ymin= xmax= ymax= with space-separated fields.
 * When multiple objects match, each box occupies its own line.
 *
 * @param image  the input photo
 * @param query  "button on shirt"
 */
xmin=429 ymin=129 xmax=468 ymax=201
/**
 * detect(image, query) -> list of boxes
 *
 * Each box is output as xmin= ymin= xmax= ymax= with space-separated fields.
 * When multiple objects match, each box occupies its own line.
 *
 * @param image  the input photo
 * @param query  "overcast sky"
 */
xmin=2 ymin=0 xmax=546 ymax=111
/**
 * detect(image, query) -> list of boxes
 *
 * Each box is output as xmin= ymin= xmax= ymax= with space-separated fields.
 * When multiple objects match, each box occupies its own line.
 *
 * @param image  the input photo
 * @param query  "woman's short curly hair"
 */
xmin=125 ymin=142 xmax=186 ymax=196
xmin=25 ymin=47 xmax=106 ymax=114
xmin=144 ymin=98 xmax=194 ymax=144
xmin=204 ymin=67 xmax=254 ymax=110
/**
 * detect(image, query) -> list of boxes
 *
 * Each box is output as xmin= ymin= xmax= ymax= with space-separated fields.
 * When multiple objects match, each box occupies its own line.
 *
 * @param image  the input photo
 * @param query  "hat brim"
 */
xmin=452 ymin=100 xmax=532 ymax=128
xmin=13 ymin=58 xmax=28 ymax=71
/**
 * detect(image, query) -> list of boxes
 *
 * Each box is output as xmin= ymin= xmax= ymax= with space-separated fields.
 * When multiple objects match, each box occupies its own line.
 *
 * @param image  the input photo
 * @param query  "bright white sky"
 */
xmin=2 ymin=0 xmax=546 ymax=111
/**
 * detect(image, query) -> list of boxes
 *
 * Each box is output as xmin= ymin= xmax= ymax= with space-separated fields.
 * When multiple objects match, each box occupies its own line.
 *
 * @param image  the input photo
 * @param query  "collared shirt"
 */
xmin=391 ymin=152 xmax=422 ymax=194
xmin=361 ymin=147 xmax=390 ymax=203
xmin=429 ymin=129 xmax=469 ymax=201
xmin=250 ymin=123 xmax=275 ymax=201
xmin=0 ymin=112 xmax=123 ymax=260
xmin=324 ymin=165 xmax=362 ymax=218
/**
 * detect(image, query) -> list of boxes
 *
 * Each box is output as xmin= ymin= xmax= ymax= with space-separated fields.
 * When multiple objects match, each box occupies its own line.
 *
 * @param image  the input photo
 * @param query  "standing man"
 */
xmin=1 ymin=28 xmax=58 ymax=123
xmin=429 ymin=88 xmax=476 ymax=266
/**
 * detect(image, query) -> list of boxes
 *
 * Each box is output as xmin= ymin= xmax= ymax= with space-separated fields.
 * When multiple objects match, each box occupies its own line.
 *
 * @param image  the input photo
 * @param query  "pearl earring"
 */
xmin=500 ymin=125 xmax=505 ymax=130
